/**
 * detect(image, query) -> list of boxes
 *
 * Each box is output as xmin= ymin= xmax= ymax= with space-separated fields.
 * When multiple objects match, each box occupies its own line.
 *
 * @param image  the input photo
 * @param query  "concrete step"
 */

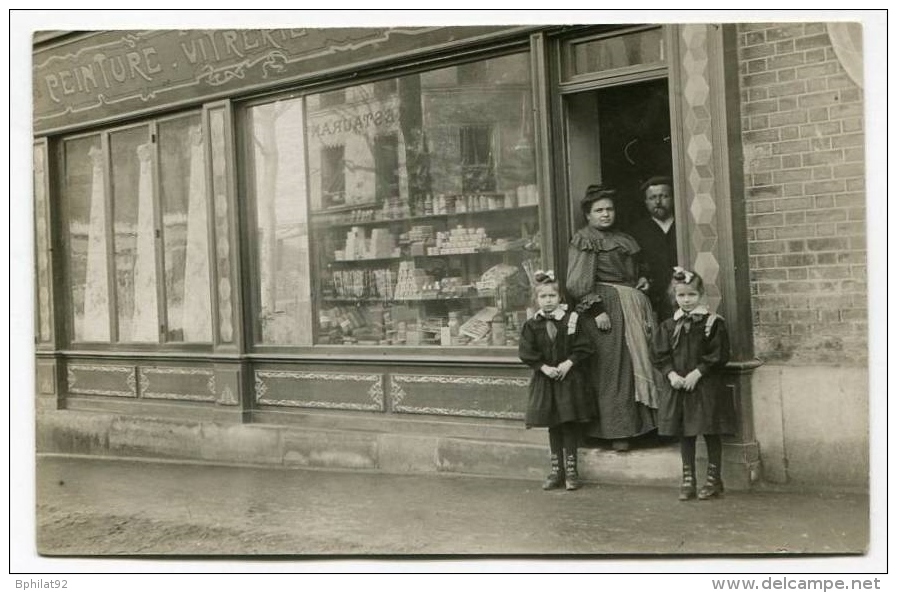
xmin=37 ymin=408 xmax=703 ymax=488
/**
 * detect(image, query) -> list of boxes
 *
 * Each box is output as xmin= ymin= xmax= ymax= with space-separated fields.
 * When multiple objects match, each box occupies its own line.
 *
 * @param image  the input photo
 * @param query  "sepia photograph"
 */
xmin=10 ymin=7 xmax=887 ymax=581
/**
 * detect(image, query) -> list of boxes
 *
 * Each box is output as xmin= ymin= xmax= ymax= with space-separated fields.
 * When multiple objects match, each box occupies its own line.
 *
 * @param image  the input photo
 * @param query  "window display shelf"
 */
xmin=313 ymin=204 xmax=539 ymax=229
xmin=321 ymin=294 xmax=496 ymax=304
xmin=329 ymin=246 xmax=539 ymax=265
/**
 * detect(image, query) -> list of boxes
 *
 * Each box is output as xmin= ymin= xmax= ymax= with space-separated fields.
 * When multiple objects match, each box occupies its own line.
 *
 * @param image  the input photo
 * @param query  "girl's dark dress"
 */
xmin=519 ymin=309 xmax=597 ymax=428
xmin=652 ymin=310 xmax=737 ymax=436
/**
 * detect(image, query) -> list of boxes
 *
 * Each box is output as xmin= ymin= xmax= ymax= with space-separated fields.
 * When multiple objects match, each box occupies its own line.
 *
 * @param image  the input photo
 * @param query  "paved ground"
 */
xmin=29 ymin=454 xmax=873 ymax=564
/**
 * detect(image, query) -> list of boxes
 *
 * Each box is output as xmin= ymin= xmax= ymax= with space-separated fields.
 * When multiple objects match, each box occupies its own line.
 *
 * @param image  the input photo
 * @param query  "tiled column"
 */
xmin=674 ymin=24 xmax=762 ymax=487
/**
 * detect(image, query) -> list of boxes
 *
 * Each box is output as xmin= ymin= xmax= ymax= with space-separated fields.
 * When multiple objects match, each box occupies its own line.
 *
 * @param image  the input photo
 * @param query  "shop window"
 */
xmin=61 ymin=111 xmax=214 ymax=345
xmin=64 ymin=134 xmax=108 ymax=342
xmin=302 ymin=52 xmax=542 ymax=349
xmin=158 ymin=114 xmax=213 ymax=343
xmin=245 ymin=98 xmax=313 ymax=345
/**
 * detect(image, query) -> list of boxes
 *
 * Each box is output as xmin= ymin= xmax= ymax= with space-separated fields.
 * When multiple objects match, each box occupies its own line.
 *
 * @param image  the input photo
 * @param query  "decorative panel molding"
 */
xmin=67 ymin=363 xmax=137 ymax=397
xmin=213 ymin=367 xmax=241 ymax=406
xmin=36 ymin=360 xmax=58 ymax=395
xmin=139 ymin=366 xmax=217 ymax=402
xmin=391 ymin=374 xmax=528 ymax=419
xmin=208 ymin=107 xmax=235 ymax=345
xmin=33 ymin=141 xmax=54 ymax=345
xmin=255 ymin=370 xmax=384 ymax=411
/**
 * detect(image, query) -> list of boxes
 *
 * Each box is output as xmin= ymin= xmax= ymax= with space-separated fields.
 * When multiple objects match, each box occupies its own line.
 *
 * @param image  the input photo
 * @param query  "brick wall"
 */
xmin=737 ymin=23 xmax=867 ymax=364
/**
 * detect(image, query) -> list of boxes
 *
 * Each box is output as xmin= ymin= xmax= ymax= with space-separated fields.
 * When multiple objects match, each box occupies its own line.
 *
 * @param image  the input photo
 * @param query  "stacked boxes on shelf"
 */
xmin=393 ymin=261 xmax=435 ymax=300
xmin=336 ymin=226 xmax=399 ymax=261
xmin=430 ymin=226 xmax=490 ymax=255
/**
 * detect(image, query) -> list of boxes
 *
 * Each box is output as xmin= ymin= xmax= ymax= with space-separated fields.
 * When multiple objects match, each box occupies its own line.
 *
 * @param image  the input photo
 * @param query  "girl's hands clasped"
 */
xmin=556 ymin=360 xmax=573 ymax=380
xmin=541 ymin=361 xmax=573 ymax=381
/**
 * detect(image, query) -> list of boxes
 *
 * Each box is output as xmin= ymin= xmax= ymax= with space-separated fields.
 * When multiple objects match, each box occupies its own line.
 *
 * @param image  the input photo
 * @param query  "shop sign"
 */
xmin=33 ymin=26 xmax=509 ymax=134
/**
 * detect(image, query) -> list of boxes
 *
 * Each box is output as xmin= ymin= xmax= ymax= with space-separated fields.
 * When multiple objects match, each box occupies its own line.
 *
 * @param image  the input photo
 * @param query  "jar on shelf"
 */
xmin=448 ymin=311 xmax=461 ymax=337
xmin=491 ymin=316 xmax=506 ymax=346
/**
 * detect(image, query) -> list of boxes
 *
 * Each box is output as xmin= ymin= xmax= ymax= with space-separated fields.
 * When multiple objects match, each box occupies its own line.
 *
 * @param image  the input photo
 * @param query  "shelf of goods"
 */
xmin=313 ymin=193 xmax=541 ymax=348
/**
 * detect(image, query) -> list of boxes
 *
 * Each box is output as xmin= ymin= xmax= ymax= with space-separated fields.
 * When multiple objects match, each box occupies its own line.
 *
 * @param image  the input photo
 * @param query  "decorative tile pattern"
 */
xmin=679 ymin=24 xmax=723 ymax=312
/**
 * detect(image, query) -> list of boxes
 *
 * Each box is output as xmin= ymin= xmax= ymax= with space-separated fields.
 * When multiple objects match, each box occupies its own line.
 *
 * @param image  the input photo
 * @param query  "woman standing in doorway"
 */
xmin=566 ymin=185 xmax=659 ymax=451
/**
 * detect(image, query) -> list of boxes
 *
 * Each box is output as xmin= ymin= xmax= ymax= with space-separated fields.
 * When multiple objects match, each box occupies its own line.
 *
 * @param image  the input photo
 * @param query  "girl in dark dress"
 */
xmin=518 ymin=271 xmax=597 ymax=491
xmin=652 ymin=267 xmax=735 ymax=500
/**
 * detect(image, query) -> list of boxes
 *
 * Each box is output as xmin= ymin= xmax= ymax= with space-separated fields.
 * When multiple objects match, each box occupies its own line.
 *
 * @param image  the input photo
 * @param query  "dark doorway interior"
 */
xmin=565 ymin=78 xmax=672 ymax=231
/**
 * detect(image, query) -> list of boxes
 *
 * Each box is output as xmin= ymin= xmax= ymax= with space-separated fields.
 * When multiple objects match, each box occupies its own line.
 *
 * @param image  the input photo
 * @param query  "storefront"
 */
xmin=35 ymin=23 xmax=866 ymax=487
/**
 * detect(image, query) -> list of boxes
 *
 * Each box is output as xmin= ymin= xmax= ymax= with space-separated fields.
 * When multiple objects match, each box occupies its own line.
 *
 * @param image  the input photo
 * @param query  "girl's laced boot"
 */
xmin=698 ymin=463 xmax=724 ymax=500
xmin=679 ymin=465 xmax=697 ymax=501
xmin=542 ymin=454 xmax=564 ymax=490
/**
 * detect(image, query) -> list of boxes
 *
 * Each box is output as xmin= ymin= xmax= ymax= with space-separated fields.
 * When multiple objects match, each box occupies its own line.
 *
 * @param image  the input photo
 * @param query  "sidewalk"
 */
xmin=32 ymin=454 xmax=869 ymax=561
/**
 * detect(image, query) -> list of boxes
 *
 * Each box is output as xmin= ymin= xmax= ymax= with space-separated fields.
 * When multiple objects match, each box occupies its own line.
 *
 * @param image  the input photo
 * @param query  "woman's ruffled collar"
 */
xmin=570 ymin=226 xmax=641 ymax=253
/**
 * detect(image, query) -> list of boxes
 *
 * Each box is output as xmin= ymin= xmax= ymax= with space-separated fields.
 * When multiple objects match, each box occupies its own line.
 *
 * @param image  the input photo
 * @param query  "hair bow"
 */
xmin=534 ymin=270 xmax=556 ymax=283
xmin=672 ymin=266 xmax=694 ymax=284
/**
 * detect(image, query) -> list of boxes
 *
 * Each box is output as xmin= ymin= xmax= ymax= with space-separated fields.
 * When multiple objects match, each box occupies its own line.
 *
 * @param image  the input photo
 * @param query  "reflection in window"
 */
xmin=374 ymin=134 xmax=400 ymax=200
xmin=65 ymin=135 xmax=109 ymax=342
xmin=320 ymin=145 xmax=346 ymax=209
xmin=307 ymin=52 xmax=543 ymax=348
xmin=460 ymin=125 xmax=495 ymax=193
xmin=246 ymin=98 xmax=313 ymax=345
xmin=158 ymin=115 xmax=213 ymax=342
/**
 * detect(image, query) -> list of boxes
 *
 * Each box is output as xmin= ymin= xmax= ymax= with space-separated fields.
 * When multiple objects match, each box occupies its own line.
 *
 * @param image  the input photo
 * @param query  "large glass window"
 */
xmin=245 ymin=98 xmax=313 ymax=345
xmin=61 ymin=111 xmax=215 ymax=345
xmin=64 ymin=134 xmax=108 ymax=342
xmin=303 ymin=52 xmax=542 ymax=348
xmin=158 ymin=114 xmax=213 ymax=342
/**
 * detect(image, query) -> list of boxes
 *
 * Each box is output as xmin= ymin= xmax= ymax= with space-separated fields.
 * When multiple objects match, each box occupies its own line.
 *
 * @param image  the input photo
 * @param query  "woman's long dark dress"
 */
xmin=566 ymin=226 xmax=658 ymax=440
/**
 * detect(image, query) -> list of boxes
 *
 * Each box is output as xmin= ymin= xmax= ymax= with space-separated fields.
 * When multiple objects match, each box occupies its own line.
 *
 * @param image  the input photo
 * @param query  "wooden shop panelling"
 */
xmin=391 ymin=373 xmax=528 ymax=419
xmin=139 ymin=366 xmax=217 ymax=402
xmin=254 ymin=369 xmax=385 ymax=412
xmin=67 ymin=363 xmax=137 ymax=398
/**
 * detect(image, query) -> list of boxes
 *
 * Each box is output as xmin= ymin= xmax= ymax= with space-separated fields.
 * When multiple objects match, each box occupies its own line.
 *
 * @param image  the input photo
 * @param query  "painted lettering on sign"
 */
xmin=32 ymin=26 xmax=507 ymax=133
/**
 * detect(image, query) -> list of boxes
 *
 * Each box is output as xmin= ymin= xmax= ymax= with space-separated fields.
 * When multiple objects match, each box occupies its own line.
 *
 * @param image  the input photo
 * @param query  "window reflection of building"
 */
xmin=374 ymin=133 xmax=400 ymax=200
xmin=321 ymin=145 xmax=347 ymax=208
xmin=459 ymin=125 xmax=496 ymax=193
xmin=303 ymin=52 xmax=540 ymax=348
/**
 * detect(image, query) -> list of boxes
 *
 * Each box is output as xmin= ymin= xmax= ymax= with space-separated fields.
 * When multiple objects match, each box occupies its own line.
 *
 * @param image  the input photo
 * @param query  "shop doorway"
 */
xmin=564 ymin=78 xmax=673 ymax=232
xmin=562 ymin=76 xmax=678 ymax=452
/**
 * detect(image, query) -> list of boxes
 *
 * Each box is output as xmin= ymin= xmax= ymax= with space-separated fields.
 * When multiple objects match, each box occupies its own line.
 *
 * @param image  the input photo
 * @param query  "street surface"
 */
xmin=31 ymin=454 xmax=871 ymax=560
